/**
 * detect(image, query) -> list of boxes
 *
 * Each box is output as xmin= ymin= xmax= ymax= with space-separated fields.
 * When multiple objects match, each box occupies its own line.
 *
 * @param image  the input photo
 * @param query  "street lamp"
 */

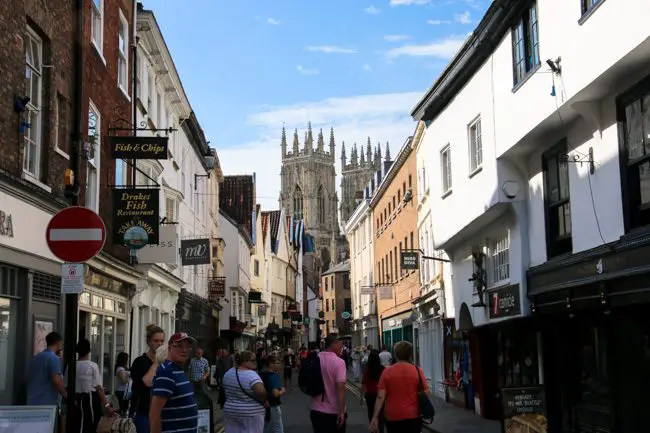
xmin=194 ymin=155 xmax=216 ymax=190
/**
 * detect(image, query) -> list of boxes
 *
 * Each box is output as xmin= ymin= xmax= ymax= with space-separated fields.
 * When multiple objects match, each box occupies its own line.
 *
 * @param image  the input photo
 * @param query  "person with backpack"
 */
xmin=299 ymin=337 xmax=347 ymax=433
xmin=259 ymin=355 xmax=286 ymax=433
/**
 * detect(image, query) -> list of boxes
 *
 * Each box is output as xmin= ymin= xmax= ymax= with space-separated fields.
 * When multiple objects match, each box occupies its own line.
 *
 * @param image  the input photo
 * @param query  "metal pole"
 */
xmin=64 ymin=0 xmax=84 ymax=427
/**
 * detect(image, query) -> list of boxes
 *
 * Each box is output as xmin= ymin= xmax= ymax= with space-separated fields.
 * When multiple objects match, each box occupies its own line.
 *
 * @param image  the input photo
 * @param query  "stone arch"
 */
xmin=458 ymin=302 xmax=474 ymax=331
xmin=293 ymin=185 xmax=303 ymax=219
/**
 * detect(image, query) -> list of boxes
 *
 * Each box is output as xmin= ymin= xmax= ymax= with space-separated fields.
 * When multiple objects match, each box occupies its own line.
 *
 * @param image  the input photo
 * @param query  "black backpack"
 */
xmin=298 ymin=353 xmax=326 ymax=398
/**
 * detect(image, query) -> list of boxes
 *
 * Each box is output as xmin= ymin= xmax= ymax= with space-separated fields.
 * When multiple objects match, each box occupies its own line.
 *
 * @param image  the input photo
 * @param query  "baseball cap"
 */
xmin=168 ymin=332 xmax=196 ymax=345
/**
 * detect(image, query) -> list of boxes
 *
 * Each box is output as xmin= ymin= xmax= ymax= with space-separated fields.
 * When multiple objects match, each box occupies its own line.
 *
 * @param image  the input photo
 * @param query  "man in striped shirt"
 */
xmin=150 ymin=332 xmax=199 ymax=433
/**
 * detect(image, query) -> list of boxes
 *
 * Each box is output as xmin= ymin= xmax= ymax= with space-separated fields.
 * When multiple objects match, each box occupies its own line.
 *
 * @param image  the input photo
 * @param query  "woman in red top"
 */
xmin=362 ymin=350 xmax=385 ymax=432
xmin=370 ymin=341 xmax=429 ymax=433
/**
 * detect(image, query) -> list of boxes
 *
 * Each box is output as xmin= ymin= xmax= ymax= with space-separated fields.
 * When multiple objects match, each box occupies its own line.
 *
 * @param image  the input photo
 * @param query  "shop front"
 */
xmin=381 ymin=310 xmax=416 ymax=352
xmin=0 ymin=181 xmax=65 ymax=405
xmin=528 ymin=235 xmax=650 ymax=433
xmin=359 ymin=315 xmax=380 ymax=350
xmin=77 ymin=260 xmax=138 ymax=395
xmin=414 ymin=289 xmax=445 ymax=399
xmin=175 ymin=289 xmax=213 ymax=349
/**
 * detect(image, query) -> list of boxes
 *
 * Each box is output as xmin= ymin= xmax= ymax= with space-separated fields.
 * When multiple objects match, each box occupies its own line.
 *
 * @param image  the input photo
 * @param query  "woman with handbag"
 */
xmin=114 ymin=352 xmax=131 ymax=415
xmin=73 ymin=339 xmax=114 ymax=433
xmin=222 ymin=350 xmax=268 ymax=433
xmin=369 ymin=341 xmax=434 ymax=433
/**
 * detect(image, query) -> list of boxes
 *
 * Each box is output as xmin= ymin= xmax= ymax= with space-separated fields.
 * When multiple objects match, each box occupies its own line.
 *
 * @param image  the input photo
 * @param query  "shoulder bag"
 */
xmin=415 ymin=365 xmax=435 ymax=424
xmin=234 ymin=368 xmax=266 ymax=406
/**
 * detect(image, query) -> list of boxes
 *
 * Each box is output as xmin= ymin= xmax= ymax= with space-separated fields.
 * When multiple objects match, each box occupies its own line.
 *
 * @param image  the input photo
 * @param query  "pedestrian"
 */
xmin=26 ymin=331 xmax=68 ymax=406
xmin=283 ymin=348 xmax=296 ymax=390
xmin=361 ymin=350 xmax=385 ymax=433
xmin=149 ymin=332 xmax=199 ymax=433
xmin=215 ymin=347 xmax=235 ymax=408
xmin=130 ymin=323 xmax=165 ymax=433
xmin=309 ymin=337 xmax=347 ymax=433
xmin=114 ymin=352 xmax=131 ymax=415
xmin=259 ymin=355 xmax=286 ymax=433
xmin=351 ymin=347 xmax=361 ymax=382
xmin=370 ymin=341 xmax=429 ymax=433
xmin=378 ymin=346 xmax=392 ymax=367
xmin=188 ymin=345 xmax=210 ymax=392
xmin=73 ymin=338 xmax=114 ymax=433
xmin=222 ymin=350 xmax=267 ymax=433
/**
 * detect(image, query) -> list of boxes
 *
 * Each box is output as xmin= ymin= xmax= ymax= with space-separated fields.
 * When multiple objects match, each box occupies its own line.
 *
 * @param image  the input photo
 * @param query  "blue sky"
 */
xmin=144 ymin=0 xmax=489 ymax=209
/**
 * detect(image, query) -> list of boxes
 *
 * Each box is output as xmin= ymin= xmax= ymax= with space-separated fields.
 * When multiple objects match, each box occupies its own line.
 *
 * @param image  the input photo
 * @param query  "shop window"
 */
xmin=497 ymin=327 xmax=539 ymax=388
xmin=0 ymin=297 xmax=17 ymax=404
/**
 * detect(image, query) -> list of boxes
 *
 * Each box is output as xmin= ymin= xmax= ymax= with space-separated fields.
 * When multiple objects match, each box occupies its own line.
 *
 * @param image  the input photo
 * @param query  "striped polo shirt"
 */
xmin=152 ymin=360 xmax=198 ymax=432
xmin=222 ymin=367 xmax=266 ymax=418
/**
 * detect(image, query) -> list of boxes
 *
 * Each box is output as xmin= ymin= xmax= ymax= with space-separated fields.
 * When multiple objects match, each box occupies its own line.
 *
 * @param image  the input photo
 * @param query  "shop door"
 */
xmin=403 ymin=325 xmax=413 ymax=342
xmin=383 ymin=331 xmax=392 ymax=349
xmin=391 ymin=328 xmax=403 ymax=345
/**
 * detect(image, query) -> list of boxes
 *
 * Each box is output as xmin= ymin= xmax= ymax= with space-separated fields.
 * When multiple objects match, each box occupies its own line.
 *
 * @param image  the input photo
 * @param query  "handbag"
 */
xmin=415 ymin=365 xmax=435 ymax=424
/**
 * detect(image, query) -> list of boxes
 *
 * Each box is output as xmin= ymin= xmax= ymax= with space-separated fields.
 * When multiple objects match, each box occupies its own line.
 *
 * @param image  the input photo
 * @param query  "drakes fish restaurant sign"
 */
xmin=110 ymin=136 xmax=168 ymax=159
xmin=112 ymin=188 xmax=160 ymax=246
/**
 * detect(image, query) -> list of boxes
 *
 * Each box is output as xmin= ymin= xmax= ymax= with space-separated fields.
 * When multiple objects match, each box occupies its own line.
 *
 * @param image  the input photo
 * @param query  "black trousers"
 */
xmin=310 ymin=410 xmax=347 ymax=433
xmin=75 ymin=392 xmax=102 ymax=433
xmin=114 ymin=391 xmax=129 ymax=415
xmin=364 ymin=393 xmax=385 ymax=433
xmin=385 ymin=417 xmax=422 ymax=433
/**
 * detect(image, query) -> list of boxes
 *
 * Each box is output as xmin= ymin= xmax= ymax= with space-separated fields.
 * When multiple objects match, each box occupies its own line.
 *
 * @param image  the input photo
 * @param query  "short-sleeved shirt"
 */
xmin=222 ymin=368 xmax=265 ymax=417
xmin=283 ymin=354 xmax=296 ymax=368
xmin=189 ymin=357 xmax=209 ymax=382
xmin=152 ymin=360 xmax=198 ymax=433
xmin=260 ymin=371 xmax=283 ymax=407
xmin=310 ymin=351 xmax=347 ymax=415
xmin=130 ymin=353 xmax=153 ymax=414
xmin=27 ymin=349 xmax=62 ymax=406
xmin=75 ymin=360 xmax=102 ymax=393
xmin=378 ymin=363 xmax=429 ymax=421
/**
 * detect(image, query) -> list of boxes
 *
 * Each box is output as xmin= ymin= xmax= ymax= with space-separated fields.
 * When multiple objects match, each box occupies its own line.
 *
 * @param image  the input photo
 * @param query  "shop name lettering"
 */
xmin=492 ymin=292 xmax=516 ymax=315
xmin=116 ymin=192 xmax=155 ymax=235
xmin=507 ymin=394 xmax=542 ymax=413
xmin=113 ymin=142 xmax=165 ymax=154
xmin=184 ymin=243 xmax=208 ymax=258
xmin=0 ymin=210 xmax=14 ymax=237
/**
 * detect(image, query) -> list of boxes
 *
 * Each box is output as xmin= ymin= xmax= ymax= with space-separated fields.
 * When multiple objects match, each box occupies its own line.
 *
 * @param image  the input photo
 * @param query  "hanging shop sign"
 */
xmin=180 ymin=238 xmax=211 ymax=265
xmin=137 ymin=225 xmax=178 ymax=264
xmin=500 ymin=386 xmax=547 ymax=433
xmin=109 ymin=136 xmax=168 ymax=160
xmin=488 ymin=284 xmax=522 ymax=319
xmin=248 ymin=291 xmax=262 ymax=304
xmin=112 ymin=188 xmax=160 ymax=247
xmin=0 ymin=210 xmax=14 ymax=238
xmin=341 ymin=311 xmax=351 ymax=320
xmin=207 ymin=277 xmax=226 ymax=303
xmin=287 ymin=303 xmax=298 ymax=313
xmin=401 ymin=250 xmax=420 ymax=270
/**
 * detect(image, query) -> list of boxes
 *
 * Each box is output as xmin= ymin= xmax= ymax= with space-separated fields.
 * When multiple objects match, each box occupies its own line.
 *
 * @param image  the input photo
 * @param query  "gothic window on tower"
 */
xmin=293 ymin=185 xmax=303 ymax=219
xmin=318 ymin=185 xmax=326 ymax=224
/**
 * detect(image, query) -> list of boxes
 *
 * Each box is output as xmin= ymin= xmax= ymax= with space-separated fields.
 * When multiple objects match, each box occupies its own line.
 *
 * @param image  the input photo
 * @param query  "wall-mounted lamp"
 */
xmin=546 ymin=57 xmax=562 ymax=75
xmin=194 ymin=155 xmax=217 ymax=190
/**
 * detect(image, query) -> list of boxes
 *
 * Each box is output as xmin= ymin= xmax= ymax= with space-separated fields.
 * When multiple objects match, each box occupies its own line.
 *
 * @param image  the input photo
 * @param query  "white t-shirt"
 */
xmin=222 ymin=368 xmax=265 ymax=418
xmin=379 ymin=351 xmax=392 ymax=367
xmin=115 ymin=366 xmax=130 ymax=392
xmin=75 ymin=360 xmax=102 ymax=393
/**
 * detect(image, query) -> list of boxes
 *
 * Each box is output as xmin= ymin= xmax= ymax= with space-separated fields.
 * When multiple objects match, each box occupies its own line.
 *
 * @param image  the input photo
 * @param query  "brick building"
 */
xmin=370 ymin=136 xmax=420 ymax=354
xmin=220 ymin=174 xmax=256 ymax=236
xmin=320 ymin=260 xmax=352 ymax=338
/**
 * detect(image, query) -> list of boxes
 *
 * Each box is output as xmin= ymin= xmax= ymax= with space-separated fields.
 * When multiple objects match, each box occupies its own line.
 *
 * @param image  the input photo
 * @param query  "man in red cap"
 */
xmin=150 ymin=332 xmax=199 ymax=433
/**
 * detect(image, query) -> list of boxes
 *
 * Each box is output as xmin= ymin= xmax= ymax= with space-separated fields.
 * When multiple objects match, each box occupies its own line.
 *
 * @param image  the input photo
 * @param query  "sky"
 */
xmin=144 ymin=0 xmax=490 ymax=210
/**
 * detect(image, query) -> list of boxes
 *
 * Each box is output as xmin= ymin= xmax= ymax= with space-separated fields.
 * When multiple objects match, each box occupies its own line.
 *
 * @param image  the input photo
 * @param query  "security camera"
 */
xmin=403 ymin=189 xmax=413 ymax=204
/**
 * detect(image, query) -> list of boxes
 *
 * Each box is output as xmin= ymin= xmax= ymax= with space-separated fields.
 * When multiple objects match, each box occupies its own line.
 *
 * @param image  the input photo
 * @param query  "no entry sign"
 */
xmin=46 ymin=206 xmax=106 ymax=263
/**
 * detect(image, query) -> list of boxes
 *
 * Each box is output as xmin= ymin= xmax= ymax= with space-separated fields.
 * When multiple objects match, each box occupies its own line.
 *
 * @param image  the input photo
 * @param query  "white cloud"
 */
xmin=386 ymin=34 xmax=469 ymax=59
xmin=266 ymin=18 xmax=280 ymax=25
xmin=427 ymin=19 xmax=451 ymax=25
xmin=217 ymin=92 xmax=421 ymax=210
xmin=389 ymin=0 xmax=430 ymax=6
xmin=455 ymin=11 xmax=472 ymax=24
xmin=384 ymin=34 xmax=411 ymax=42
xmin=365 ymin=5 xmax=381 ymax=14
xmin=363 ymin=64 xmax=372 ymax=72
xmin=306 ymin=45 xmax=358 ymax=54
xmin=296 ymin=65 xmax=319 ymax=75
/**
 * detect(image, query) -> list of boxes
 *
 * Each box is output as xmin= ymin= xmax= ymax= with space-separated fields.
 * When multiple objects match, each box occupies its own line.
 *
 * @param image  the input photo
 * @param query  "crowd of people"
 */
xmin=25 ymin=325 xmax=431 ymax=433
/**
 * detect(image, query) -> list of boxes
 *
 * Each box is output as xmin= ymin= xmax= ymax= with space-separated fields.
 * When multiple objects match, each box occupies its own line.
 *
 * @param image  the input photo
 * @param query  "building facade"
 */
xmin=250 ymin=205 xmax=269 ymax=337
xmin=320 ymin=261 xmax=352 ymax=339
xmin=369 ymin=137 xmax=419 ymax=354
xmin=220 ymin=175 xmax=255 ymax=236
xmin=279 ymin=124 xmax=339 ymax=270
xmin=345 ymin=198 xmax=379 ymax=349
xmin=412 ymin=0 xmax=650 ymax=428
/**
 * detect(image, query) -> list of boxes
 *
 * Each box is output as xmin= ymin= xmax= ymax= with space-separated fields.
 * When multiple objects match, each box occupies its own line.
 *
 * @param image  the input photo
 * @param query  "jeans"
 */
xmin=364 ymin=393 xmax=384 ymax=433
xmin=310 ymin=410 xmax=346 ymax=433
xmin=264 ymin=406 xmax=284 ymax=433
xmin=133 ymin=412 xmax=150 ymax=433
xmin=385 ymin=417 xmax=422 ymax=433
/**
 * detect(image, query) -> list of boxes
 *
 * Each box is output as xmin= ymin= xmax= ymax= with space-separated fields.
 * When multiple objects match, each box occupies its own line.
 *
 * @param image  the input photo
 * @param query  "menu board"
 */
xmin=197 ymin=409 xmax=210 ymax=433
xmin=0 ymin=406 xmax=57 ymax=433
xmin=501 ymin=386 xmax=547 ymax=433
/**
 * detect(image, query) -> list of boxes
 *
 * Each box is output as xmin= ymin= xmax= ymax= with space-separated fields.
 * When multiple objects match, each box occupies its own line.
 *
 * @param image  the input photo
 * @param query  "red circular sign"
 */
xmin=46 ymin=206 xmax=106 ymax=263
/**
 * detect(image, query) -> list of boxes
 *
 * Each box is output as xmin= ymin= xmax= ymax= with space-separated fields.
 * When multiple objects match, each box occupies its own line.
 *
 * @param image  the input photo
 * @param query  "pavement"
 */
xmin=346 ymin=370 xmax=502 ymax=433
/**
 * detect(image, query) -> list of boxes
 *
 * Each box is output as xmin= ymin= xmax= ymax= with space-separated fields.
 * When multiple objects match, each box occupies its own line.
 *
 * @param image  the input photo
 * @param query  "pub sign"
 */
xmin=110 ymin=136 xmax=168 ymax=160
xmin=112 ymin=188 xmax=159 ymax=246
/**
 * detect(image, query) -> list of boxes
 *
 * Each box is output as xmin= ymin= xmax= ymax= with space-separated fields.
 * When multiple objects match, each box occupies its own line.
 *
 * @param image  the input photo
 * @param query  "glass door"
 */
xmin=0 ymin=298 xmax=17 ymax=405
xmin=103 ymin=317 xmax=114 ymax=394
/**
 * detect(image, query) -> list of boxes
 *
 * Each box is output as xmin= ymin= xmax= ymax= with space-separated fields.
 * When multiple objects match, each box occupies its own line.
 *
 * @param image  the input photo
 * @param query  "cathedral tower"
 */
xmin=279 ymin=124 xmax=340 ymax=270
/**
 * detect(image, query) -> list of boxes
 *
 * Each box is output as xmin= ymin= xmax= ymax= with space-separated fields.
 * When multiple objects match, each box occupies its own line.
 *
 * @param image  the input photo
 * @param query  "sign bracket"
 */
xmin=405 ymin=249 xmax=451 ymax=263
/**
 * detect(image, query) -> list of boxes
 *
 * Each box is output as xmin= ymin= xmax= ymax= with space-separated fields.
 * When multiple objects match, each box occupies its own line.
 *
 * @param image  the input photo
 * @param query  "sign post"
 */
xmin=45 ymin=206 xmax=106 ymax=422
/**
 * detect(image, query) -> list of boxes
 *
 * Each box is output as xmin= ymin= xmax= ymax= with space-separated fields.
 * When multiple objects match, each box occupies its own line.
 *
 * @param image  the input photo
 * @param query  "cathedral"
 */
xmin=279 ymin=123 xmax=340 ymax=270
xmin=279 ymin=123 xmax=388 ymax=270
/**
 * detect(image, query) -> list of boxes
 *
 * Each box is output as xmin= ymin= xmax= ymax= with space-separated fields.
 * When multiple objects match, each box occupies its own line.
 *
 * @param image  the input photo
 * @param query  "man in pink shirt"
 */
xmin=310 ymin=337 xmax=347 ymax=433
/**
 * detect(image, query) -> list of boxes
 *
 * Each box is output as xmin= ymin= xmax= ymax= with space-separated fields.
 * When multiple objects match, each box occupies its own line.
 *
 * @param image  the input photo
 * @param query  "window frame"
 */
xmin=440 ymin=145 xmax=452 ymax=196
xmin=24 ymin=27 xmax=43 ymax=178
xmin=511 ymin=1 xmax=540 ymax=87
xmin=317 ymin=185 xmax=326 ymax=225
xmin=617 ymin=75 xmax=650 ymax=233
xmin=90 ymin=0 xmax=104 ymax=54
xmin=468 ymin=117 xmax=483 ymax=174
xmin=542 ymin=140 xmax=573 ymax=258
xmin=86 ymin=100 xmax=101 ymax=212
xmin=293 ymin=185 xmax=304 ymax=219
xmin=580 ymin=0 xmax=604 ymax=17
xmin=488 ymin=233 xmax=510 ymax=287
xmin=117 ymin=10 xmax=129 ymax=93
